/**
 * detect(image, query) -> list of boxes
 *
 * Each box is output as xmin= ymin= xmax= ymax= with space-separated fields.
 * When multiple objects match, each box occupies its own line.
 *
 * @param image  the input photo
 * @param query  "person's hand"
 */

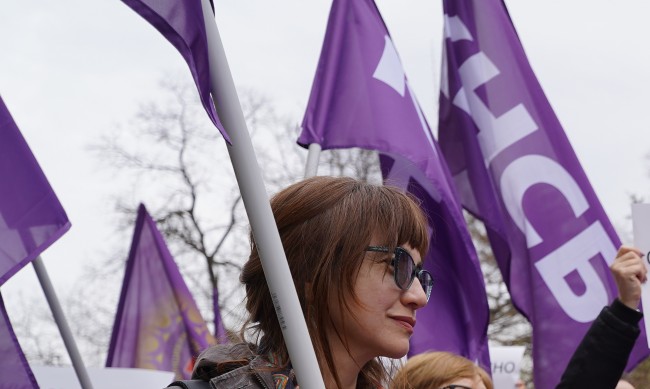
xmin=610 ymin=246 xmax=647 ymax=310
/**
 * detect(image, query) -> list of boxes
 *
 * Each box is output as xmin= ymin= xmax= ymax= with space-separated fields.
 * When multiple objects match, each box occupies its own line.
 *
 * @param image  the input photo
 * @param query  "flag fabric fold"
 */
xmin=121 ymin=0 xmax=229 ymax=142
xmin=0 ymin=96 xmax=70 ymax=285
xmin=299 ymin=0 xmax=491 ymax=369
xmin=106 ymin=204 xmax=215 ymax=379
xmin=437 ymin=1 xmax=648 ymax=387
xmin=0 ymin=293 xmax=39 ymax=389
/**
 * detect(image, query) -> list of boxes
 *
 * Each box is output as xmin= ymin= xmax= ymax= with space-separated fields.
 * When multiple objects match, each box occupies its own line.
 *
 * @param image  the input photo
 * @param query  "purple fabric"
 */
xmin=299 ymin=0 xmax=490 ymax=369
xmin=121 ymin=0 xmax=229 ymax=143
xmin=0 ymin=294 xmax=39 ymax=388
xmin=106 ymin=204 xmax=215 ymax=379
xmin=0 ymin=96 xmax=71 ymax=285
xmin=437 ymin=1 xmax=649 ymax=387
xmin=212 ymin=286 xmax=227 ymax=343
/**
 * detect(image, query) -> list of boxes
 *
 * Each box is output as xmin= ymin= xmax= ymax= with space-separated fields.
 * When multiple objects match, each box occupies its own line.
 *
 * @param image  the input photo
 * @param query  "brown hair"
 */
xmin=240 ymin=176 xmax=429 ymax=388
xmin=392 ymin=351 xmax=493 ymax=389
xmin=477 ymin=367 xmax=493 ymax=389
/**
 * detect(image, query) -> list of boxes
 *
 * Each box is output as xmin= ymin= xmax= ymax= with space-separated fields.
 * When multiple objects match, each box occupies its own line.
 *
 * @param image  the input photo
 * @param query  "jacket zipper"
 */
xmin=254 ymin=371 xmax=270 ymax=389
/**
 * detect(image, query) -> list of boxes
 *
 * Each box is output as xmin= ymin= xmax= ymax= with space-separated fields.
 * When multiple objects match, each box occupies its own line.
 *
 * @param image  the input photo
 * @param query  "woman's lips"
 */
xmin=391 ymin=316 xmax=416 ymax=333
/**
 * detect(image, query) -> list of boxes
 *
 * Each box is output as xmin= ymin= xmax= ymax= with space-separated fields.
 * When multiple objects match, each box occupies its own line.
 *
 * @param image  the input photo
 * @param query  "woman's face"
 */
xmin=329 ymin=242 xmax=429 ymax=363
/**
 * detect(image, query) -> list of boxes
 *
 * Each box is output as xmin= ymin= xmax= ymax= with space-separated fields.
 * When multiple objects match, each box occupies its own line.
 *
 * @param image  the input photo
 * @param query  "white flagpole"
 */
xmin=304 ymin=143 xmax=322 ymax=178
xmin=32 ymin=256 xmax=94 ymax=389
xmin=199 ymin=1 xmax=325 ymax=387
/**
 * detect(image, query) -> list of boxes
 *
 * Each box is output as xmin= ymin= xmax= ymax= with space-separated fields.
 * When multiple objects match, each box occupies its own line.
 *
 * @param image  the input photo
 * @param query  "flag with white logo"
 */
xmin=438 ymin=1 xmax=648 ymax=387
xmin=299 ymin=0 xmax=490 ymax=368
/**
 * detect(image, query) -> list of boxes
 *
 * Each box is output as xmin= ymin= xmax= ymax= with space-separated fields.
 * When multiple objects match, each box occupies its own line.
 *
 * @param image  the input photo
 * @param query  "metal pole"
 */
xmin=199 ymin=1 xmax=325 ymax=387
xmin=304 ymin=143 xmax=322 ymax=178
xmin=32 ymin=256 xmax=94 ymax=389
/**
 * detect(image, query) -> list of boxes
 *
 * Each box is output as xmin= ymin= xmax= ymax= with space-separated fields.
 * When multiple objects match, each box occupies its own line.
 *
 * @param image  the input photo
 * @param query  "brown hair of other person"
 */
xmin=393 ymin=351 xmax=493 ymax=389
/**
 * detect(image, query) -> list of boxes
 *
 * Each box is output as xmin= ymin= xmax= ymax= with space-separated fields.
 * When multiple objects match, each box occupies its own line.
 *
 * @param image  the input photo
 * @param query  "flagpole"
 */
xmin=199 ymin=1 xmax=325 ymax=386
xmin=32 ymin=256 xmax=94 ymax=389
xmin=304 ymin=143 xmax=322 ymax=178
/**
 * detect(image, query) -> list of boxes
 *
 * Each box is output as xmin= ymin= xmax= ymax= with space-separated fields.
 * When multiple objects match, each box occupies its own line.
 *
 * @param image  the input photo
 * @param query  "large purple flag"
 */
xmin=437 ymin=1 xmax=649 ymax=387
xmin=299 ymin=0 xmax=490 ymax=369
xmin=0 ymin=294 xmax=39 ymax=388
xmin=0 ymin=96 xmax=70 ymax=285
xmin=121 ymin=0 xmax=229 ymax=142
xmin=106 ymin=204 xmax=215 ymax=379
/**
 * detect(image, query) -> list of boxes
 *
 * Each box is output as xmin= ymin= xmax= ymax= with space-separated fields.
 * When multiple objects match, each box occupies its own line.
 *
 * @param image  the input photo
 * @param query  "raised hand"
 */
xmin=610 ymin=246 xmax=648 ymax=310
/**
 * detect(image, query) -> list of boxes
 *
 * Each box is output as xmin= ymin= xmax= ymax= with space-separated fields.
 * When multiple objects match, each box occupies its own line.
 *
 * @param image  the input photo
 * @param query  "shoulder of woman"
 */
xmin=192 ymin=342 xmax=256 ymax=380
xmin=207 ymin=355 xmax=277 ymax=388
xmin=200 ymin=342 xmax=255 ymax=362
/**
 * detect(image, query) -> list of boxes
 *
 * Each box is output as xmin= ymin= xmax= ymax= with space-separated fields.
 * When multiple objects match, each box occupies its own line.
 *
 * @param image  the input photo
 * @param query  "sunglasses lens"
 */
xmin=419 ymin=271 xmax=433 ymax=301
xmin=395 ymin=249 xmax=414 ymax=289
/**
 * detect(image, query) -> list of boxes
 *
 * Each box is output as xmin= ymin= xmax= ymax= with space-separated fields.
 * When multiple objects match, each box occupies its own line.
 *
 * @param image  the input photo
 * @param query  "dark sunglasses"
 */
xmin=365 ymin=246 xmax=433 ymax=302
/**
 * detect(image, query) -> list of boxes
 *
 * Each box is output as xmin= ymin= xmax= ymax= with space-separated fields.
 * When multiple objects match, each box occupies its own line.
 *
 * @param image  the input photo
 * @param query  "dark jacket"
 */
xmin=556 ymin=299 xmax=643 ymax=388
xmin=184 ymin=342 xmax=293 ymax=389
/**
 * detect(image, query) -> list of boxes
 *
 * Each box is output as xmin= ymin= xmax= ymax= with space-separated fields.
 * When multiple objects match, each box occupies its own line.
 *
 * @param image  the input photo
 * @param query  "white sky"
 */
xmin=1 ymin=0 xmax=649 ymax=313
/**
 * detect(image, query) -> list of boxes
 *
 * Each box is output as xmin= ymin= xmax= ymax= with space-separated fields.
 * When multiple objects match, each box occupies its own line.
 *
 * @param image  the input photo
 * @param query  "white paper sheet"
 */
xmin=630 ymin=203 xmax=650 ymax=348
xmin=490 ymin=345 xmax=526 ymax=389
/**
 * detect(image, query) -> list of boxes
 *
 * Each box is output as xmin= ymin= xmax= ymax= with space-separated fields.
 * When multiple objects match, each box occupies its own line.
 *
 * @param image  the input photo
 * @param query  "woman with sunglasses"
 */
xmin=391 ymin=351 xmax=492 ymax=389
xmin=182 ymin=176 xmax=433 ymax=388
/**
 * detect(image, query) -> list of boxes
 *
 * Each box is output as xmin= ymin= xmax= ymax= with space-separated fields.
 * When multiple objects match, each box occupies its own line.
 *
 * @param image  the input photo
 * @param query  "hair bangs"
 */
xmin=367 ymin=186 xmax=429 ymax=258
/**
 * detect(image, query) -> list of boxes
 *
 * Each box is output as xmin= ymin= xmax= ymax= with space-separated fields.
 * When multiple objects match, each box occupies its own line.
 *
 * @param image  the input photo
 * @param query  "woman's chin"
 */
xmin=383 ymin=344 xmax=410 ymax=359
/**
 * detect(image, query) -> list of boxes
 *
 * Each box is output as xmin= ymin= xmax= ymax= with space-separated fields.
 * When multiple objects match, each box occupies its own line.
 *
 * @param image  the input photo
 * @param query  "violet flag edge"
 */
xmin=120 ymin=0 xmax=230 ymax=143
xmin=0 ymin=95 xmax=71 ymax=286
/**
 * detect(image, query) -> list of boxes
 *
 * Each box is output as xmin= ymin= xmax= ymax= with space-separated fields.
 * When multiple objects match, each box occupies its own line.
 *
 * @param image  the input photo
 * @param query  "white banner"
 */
xmin=490 ymin=345 xmax=525 ymax=389
xmin=31 ymin=366 xmax=174 ymax=389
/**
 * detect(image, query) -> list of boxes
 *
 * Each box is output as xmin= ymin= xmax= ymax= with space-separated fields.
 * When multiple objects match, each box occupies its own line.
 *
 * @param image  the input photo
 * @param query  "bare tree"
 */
xmin=319 ymin=148 xmax=382 ymax=184
xmin=9 ymin=293 xmax=67 ymax=366
xmin=89 ymin=77 xmax=310 ymax=334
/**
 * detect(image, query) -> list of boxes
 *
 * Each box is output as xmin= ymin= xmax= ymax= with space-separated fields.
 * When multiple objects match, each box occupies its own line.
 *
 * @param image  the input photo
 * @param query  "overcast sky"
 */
xmin=1 ymin=1 xmax=649 ymax=311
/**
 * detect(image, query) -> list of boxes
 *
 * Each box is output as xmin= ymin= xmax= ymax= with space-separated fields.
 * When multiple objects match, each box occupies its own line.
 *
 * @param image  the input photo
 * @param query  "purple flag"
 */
xmin=437 ymin=1 xmax=649 ymax=387
xmin=121 ymin=0 xmax=229 ymax=142
xmin=299 ymin=0 xmax=490 ymax=369
xmin=0 ymin=96 xmax=70 ymax=285
xmin=0 ymin=294 xmax=39 ymax=388
xmin=106 ymin=204 xmax=215 ymax=379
